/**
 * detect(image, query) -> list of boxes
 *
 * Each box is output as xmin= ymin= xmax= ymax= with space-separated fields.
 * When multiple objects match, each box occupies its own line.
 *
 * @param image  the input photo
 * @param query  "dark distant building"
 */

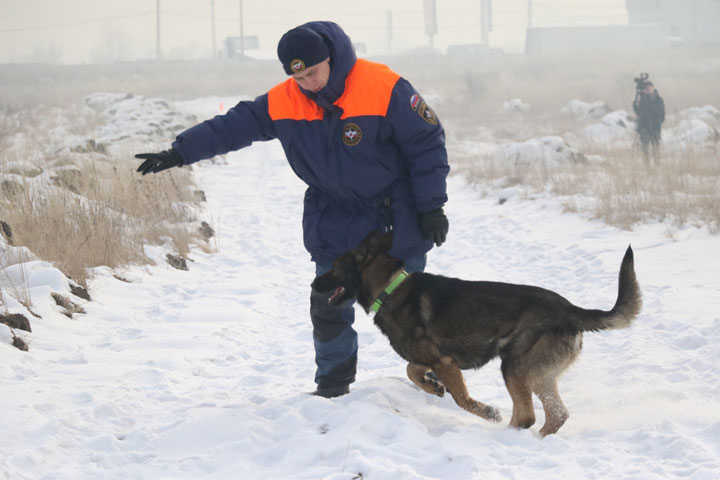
xmin=223 ymin=36 xmax=259 ymax=59
xmin=525 ymin=25 xmax=665 ymax=54
xmin=525 ymin=0 xmax=720 ymax=54
xmin=626 ymin=0 xmax=720 ymax=44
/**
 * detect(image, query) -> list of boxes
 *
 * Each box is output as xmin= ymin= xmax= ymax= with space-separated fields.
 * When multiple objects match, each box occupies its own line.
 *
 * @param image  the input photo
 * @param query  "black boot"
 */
xmin=311 ymin=385 xmax=349 ymax=398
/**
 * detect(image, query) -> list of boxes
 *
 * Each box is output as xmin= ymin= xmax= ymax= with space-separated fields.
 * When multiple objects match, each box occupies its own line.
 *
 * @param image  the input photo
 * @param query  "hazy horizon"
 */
xmin=0 ymin=0 xmax=627 ymax=64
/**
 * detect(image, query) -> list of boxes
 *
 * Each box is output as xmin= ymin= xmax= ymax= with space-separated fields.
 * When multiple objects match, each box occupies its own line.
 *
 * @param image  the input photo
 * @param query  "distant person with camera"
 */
xmin=633 ymin=73 xmax=665 ymax=162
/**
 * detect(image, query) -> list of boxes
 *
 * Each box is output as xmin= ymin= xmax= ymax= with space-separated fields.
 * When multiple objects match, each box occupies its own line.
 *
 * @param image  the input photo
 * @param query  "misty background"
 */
xmin=0 ymin=0 xmax=629 ymax=64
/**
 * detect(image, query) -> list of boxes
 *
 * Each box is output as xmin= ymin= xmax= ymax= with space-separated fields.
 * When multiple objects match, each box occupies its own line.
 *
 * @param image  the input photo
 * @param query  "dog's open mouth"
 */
xmin=328 ymin=287 xmax=346 ymax=304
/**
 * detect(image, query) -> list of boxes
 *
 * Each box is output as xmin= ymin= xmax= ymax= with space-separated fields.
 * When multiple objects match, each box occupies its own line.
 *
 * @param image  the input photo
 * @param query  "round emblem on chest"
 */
xmin=342 ymin=123 xmax=363 ymax=146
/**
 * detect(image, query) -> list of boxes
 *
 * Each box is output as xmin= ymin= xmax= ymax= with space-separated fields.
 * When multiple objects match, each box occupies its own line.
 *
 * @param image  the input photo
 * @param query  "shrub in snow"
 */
xmin=70 ymin=139 xmax=108 ymax=155
xmin=583 ymin=111 xmax=634 ymax=145
xmin=496 ymin=136 xmax=586 ymax=167
xmin=498 ymin=186 xmax=522 ymax=204
xmin=84 ymin=92 xmax=136 ymax=110
xmin=0 ymin=313 xmax=31 ymax=332
xmin=500 ymin=98 xmax=530 ymax=113
xmin=5 ymin=162 xmax=43 ymax=178
xmin=198 ymin=221 xmax=215 ymax=241
xmin=1 ymin=178 xmax=25 ymax=201
xmin=50 ymin=166 xmax=84 ymax=194
xmin=166 ymin=253 xmax=189 ymax=271
xmin=84 ymin=92 xmax=194 ymax=144
xmin=665 ymin=118 xmax=720 ymax=152
xmin=11 ymin=331 xmax=29 ymax=351
xmin=562 ymin=99 xmax=612 ymax=119
xmin=0 ymin=220 xmax=12 ymax=246
xmin=678 ymin=105 xmax=720 ymax=123
xmin=51 ymin=293 xmax=86 ymax=318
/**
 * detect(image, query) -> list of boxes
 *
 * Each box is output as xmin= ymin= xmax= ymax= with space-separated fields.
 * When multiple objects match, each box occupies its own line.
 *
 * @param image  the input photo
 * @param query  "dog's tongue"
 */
xmin=329 ymin=287 xmax=345 ymax=303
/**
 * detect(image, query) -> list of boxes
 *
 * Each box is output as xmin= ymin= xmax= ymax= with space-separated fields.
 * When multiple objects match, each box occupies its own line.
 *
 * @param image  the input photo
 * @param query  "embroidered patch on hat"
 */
xmin=290 ymin=59 xmax=306 ymax=73
xmin=417 ymin=101 xmax=438 ymax=125
xmin=342 ymin=123 xmax=363 ymax=146
xmin=410 ymin=94 xmax=421 ymax=111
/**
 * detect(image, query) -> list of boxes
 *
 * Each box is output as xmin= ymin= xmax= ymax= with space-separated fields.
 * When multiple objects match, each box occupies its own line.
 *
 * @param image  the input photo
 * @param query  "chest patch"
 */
xmin=342 ymin=123 xmax=363 ymax=146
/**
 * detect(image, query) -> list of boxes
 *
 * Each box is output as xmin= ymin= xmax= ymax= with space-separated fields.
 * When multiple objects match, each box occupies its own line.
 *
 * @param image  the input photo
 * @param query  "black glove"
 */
xmin=135 ymin=148 xmax=184 ymax=175
xmin=419 ymin=207 xmax=449 ymax=247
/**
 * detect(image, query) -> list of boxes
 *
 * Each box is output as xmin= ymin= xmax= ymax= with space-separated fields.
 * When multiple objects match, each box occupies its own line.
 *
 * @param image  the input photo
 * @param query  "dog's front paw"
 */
xmin=423 ymin=371 xmax=446 ymax=397
xmin=484 ymin=405 xmax=502 ymax=423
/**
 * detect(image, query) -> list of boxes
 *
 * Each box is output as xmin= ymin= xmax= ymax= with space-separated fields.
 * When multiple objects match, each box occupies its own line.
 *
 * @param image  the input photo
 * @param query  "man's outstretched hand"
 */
xmin=135 ymin=148 xmax=184 ymax=175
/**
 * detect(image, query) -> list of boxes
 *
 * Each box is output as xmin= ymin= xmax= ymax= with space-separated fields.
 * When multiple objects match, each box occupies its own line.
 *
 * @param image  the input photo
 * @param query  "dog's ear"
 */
xmin=354 ymin=230 xmax=393 ymax=264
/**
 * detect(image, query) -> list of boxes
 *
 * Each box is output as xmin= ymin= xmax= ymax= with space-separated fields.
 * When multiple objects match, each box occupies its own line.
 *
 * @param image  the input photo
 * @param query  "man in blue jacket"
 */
xmin=136 ymin=21 xmax=449 ymax=398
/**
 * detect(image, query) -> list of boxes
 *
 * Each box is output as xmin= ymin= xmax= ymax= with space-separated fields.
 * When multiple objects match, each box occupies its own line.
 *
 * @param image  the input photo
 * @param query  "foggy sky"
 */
xmin=0 ymin=0 xmax=627 ymax=64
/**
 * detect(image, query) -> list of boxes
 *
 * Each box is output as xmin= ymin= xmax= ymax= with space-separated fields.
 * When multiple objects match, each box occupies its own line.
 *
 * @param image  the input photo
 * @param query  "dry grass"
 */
xmin=1 ymin=115 xmax=203 ymax=288
xmin=0 ymin=151 xmax=201 ymax=287
xmin=451 ymin=143 xmax=720 ymax=233
xmin=585 ymin=149 xmax=720 ymax=231
xmin=0 ymin=60 xmax=230 ymax=290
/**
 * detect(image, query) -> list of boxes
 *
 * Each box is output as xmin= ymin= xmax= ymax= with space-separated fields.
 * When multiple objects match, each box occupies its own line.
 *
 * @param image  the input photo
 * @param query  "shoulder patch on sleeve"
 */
xmin=411 ymin=94 xmax=438 ymax=125
xmin=410 ymin=94 xmax=421 ymax=111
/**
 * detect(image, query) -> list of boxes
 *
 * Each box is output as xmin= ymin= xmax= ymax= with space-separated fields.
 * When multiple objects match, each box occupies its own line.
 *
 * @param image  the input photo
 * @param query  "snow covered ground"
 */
xmin=2 ymin=96 xmax=720 ymax=479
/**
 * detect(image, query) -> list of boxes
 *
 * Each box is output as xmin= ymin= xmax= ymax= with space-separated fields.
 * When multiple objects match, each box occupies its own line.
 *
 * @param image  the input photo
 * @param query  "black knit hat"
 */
xmin=277 ymin=26 xmax=330 ymax=75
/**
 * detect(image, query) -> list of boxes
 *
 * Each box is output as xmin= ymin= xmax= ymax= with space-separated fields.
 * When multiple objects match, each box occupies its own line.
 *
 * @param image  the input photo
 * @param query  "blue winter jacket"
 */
xmin=172 ymin=21 xmax=449 ymax=264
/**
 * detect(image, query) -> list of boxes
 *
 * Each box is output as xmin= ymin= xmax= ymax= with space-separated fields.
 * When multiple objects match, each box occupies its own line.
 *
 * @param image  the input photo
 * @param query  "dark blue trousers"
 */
xmin=311 ymin=255 xmax=426 ymax=388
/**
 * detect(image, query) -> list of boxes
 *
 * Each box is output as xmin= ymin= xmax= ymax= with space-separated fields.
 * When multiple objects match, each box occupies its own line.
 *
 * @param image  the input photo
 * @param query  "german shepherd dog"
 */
xmin=311 ymin=231 xmax=642 ymax=436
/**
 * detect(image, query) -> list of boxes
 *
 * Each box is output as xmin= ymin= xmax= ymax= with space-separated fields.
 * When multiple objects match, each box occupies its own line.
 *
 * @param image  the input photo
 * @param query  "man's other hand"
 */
xmin=419 ymin=207 xmax=449 ymax=247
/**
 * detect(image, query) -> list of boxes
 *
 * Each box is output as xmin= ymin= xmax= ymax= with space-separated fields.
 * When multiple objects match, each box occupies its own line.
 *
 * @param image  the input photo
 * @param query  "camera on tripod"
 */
xmin=634 ymin=72 xmax=650 ymax=91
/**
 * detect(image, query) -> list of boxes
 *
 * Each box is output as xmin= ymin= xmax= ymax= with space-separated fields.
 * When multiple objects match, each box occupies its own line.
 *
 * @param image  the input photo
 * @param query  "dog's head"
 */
xmin=311 ymin=230 xmax=394 ymax=307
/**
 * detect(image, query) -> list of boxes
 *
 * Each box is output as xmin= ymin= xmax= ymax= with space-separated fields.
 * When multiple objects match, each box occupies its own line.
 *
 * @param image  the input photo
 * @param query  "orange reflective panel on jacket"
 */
xmin=267 ymin=59 xmax=400 ymax=121
xmin=267 ymin=79 xmax=324 ymax=121
xmin=337 ymin=59 xmax=400 ymax=119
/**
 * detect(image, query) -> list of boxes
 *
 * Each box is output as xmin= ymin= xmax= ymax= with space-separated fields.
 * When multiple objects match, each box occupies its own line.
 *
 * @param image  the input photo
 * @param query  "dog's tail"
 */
xmin=574 ymin=246 xmax=642 ymax=332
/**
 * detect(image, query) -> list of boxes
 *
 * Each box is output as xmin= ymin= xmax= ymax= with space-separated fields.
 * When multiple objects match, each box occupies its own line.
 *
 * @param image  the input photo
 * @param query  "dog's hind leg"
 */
xmin=531 ymin=334 xmax=578 ymax=435
xmin=433 ymin=357 xmax=502 ymax=423
xmin=407 ymin=363 xmax=446 ymax=397
xmin=503 ymin=370 xmax=536 ymax=430
xmin=534 ymin=378 xmax=569 ymax=436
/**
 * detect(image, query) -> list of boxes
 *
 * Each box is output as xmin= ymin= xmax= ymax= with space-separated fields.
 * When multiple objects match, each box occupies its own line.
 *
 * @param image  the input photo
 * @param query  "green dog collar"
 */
xmin=370 ymin=270 xmax=409 ymax=313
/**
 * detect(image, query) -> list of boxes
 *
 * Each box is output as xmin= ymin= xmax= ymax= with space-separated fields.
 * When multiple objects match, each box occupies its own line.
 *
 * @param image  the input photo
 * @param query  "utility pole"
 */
xmin=480 ymin=0 xmax=492 ymax=47
xmin=423 ymin=0 xmax=437 ymax=49
xmin=528 ymin=0 xmax=532 ymax=28
xmin=156 ymin=0 xmax=161 ymax=59
xmin=387 ymin=10 xmax=393 ymax=55
xmin=211 ymin=0 xmax=217 ymax=59
xmin=239 ymin=0 xmax=245 ymax=57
